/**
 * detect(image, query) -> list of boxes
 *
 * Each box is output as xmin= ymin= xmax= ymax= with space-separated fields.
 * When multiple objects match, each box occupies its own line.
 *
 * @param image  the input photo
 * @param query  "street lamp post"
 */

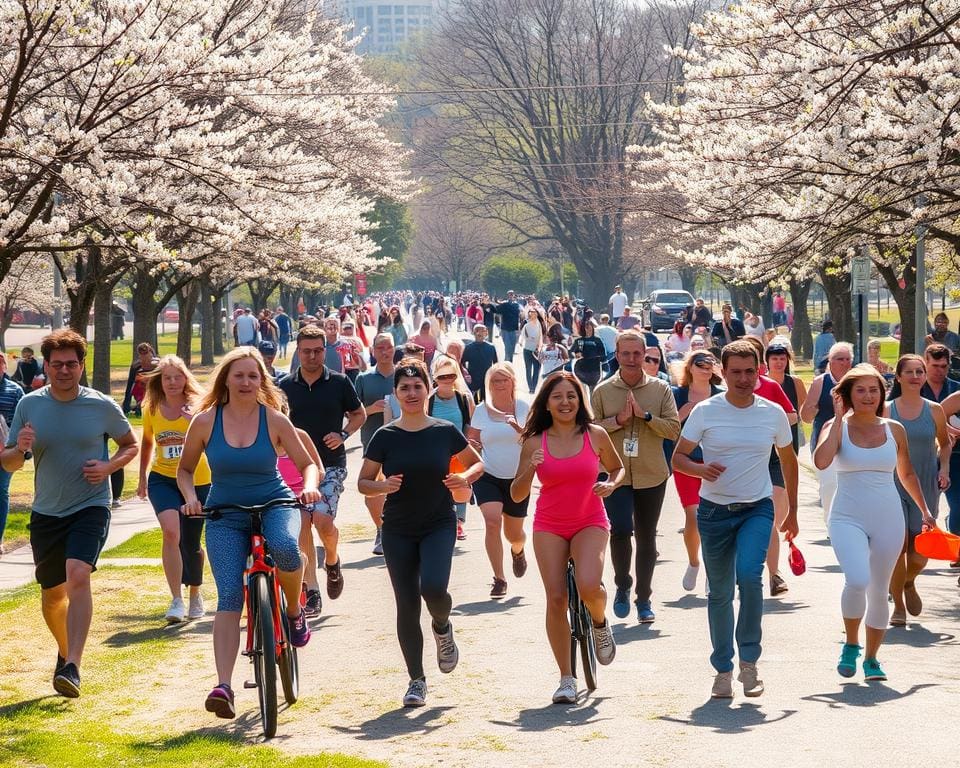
xmin=914 ymin=195 xmax=928 ymax=354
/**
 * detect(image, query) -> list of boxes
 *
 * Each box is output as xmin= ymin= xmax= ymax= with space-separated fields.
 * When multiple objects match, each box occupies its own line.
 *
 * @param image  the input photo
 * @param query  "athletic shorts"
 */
xmin=147 ymin=472 xmax=209 ymax=515
xmin=305 ymin=466 xmax=348 ymax=520
xmin=673 ymin=469 xmax=703 ymax=508
xmin=29 ymin=506 xmax=111 ymax=589
xmin=472 ymin=473 xmax=529 ymax=518
xmin=769 ymin=453 xmax=784 ymax=489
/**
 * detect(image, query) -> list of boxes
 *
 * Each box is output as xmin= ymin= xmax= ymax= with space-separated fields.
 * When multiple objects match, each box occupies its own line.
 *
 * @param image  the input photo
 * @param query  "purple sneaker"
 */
xmin=288 ymin=609 xmax=311 ymax=648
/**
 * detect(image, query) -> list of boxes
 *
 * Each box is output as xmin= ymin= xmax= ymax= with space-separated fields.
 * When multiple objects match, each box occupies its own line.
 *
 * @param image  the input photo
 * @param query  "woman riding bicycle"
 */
xmin=178 ymin=347 xmax=320 ymax=720
xmin=511 ymin=371 xmax=624 ymax=704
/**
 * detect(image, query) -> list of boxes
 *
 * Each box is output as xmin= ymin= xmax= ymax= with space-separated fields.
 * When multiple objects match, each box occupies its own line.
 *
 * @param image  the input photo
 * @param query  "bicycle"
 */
xmin=203 ymin=498 xmax=302 ymax=738
xmin=566 ymin=558 xmax=598 ymax=692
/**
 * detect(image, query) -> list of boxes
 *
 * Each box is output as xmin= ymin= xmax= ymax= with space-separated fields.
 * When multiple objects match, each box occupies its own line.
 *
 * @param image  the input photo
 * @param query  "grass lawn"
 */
xmin=102 ymin=527 xmax=165 ymax=558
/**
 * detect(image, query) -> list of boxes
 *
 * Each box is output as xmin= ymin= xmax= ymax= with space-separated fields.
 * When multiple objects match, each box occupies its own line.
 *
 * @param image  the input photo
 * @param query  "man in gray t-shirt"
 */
xmin=1 ymin=330 xmax=137 ymax=699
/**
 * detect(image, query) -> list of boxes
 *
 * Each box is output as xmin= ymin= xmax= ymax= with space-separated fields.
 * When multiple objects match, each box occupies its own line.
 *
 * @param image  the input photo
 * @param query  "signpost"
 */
xmin=851 ymin=250 xmax=871 ymax=363
xmin=355 ymin=273 xmax=367 ymax=297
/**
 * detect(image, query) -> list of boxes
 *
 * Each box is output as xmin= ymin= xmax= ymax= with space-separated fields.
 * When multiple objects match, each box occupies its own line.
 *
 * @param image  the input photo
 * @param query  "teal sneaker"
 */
xmin=863 ymin=657 xmax=887 ymax=681
xmin=837 ymin=643 xmax=861 ymax=678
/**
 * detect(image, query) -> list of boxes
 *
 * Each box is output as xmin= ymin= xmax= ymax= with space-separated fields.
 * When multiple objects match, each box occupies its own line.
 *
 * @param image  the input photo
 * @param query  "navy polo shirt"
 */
xmin=278 ymin=367 xmax=361 ymax=469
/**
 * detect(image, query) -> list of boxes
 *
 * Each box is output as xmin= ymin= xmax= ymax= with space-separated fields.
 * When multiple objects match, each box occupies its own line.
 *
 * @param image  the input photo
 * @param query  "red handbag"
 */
xmin=788 ymin=541 xmax=806 ymax=576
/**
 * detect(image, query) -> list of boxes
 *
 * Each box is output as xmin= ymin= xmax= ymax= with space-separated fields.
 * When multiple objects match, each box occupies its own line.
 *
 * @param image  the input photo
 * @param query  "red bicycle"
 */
xmin=204 ymin=498 xmax=302 ymax=738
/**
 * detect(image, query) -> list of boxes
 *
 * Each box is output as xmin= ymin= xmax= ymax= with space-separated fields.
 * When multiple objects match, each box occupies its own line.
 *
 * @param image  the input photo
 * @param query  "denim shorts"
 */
xmin=147 ymin=472 xmax=209 ymax=515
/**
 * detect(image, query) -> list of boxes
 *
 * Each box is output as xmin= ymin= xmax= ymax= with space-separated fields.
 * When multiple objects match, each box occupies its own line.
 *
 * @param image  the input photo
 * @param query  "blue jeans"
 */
xmin=522 ymin=349 xmax=541 ymax=392
xmin=946 ymin=452 xmax=960 ymax=536
xmin=697 ymin=497 xmax=774 ymax=673
xmin=0 ymin=467 xmax=11 ymax=544
xmin=501 ymin=330 xmax=519 ymax=360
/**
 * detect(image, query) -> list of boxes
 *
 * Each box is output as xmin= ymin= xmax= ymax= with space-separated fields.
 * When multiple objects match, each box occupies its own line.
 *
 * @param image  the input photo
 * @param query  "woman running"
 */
xmin=466 ymin=363 xmax=531 ymax=598
xmin=358 ymin=358 xmax=483 ymax=708
xmin=389 ymin=306 xmax=408 ymax=349
xmin=178 ymin=348 xmax=320 ymax=719
xmin=570 ymin=322 xmax=607 ymax=392
xmin=137 ymin=355 xmax=210 ymax=623
xmin=540 ymin=324 xmax=569 ymax=379
xmin=884 ymin=354 xmax=951 ymax=626
xmin=511 ymin=372 xmax=624 ymax=704
xmin=521 ymin=309 xmax=546 ymax=394
xmin=814 ymin=365 xmax=935 ymax=680
xmin=671 ymin=351 xmax=724 ymax=592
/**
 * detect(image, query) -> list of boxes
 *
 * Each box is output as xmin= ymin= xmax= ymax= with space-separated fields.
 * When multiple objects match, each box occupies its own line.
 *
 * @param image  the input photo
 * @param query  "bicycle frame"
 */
xmin=241 ymin=517 xmax=290 ymax=665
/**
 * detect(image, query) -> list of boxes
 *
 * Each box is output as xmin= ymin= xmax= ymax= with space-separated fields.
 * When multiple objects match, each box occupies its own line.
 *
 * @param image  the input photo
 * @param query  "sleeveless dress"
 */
xmin=889 ymin=399 xmax=940 ymax=535
xmin=533 ymin=431 xmax=609 ymax=540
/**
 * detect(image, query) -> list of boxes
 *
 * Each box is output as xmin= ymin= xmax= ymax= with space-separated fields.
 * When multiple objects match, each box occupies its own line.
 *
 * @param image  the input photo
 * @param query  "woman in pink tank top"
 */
xmin=511 ymin=372 xmax=624 ymax=704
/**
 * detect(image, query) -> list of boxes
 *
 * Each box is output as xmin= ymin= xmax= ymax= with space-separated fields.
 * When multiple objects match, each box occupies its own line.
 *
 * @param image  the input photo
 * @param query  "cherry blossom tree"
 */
xmin=0 ymin=254 xmax=56 ymax=352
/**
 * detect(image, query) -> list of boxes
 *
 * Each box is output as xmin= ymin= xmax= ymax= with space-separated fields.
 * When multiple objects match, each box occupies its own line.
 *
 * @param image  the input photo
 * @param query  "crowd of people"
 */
xmin=2 ymin=283 xmax=960 ymax=716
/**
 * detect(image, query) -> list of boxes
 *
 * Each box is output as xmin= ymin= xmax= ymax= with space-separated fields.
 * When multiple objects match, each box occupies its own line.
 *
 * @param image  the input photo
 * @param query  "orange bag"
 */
xmin=449 ymin=455 xmax=472 ymax=504
xmin=914 ymin=528 xmax=960 ymax=561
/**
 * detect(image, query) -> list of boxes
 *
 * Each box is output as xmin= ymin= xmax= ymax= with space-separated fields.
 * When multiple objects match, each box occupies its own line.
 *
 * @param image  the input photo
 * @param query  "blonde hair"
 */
xmin=197 ymin=347 xmax=285 ymax=412
xmin=431 ymin=352 xmax=470 ymax=395
xmin=141 ymin=355 xmax=204 ymax=415
xmin=484 ymin=361 xmax=519 ymax=402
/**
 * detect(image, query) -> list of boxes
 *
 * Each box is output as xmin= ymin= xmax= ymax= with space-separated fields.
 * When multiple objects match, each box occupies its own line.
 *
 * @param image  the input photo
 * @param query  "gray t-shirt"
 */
xmin=355 ymin=368 xmax=394 ymax=447
xmin=5 ymin=387 xmax=133 ymax=517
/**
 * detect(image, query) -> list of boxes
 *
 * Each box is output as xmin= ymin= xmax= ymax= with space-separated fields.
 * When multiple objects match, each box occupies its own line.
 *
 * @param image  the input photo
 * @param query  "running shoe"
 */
xmin=511 ymin=548 xmax=527 ymax=578
xmin=187 ymin=592 xmax=205 ymax=620
xmin=204 ymin=683 xmax=236 ymax=718
xmin=711 ymin=671 xmax=734 ymax=699
xmin=682 ymin=564 xmax=699 ymax=592
xmin=612 ymin=587 xmax=630 ymax=619
xmin=636 ymin=601 xmax=655 ymax=624
xmin=54 ymin=654 xmax=65 ymax=684
xmin=325 ymin=559 xmax=344 ymax=600
xmin=552 ymin=675 xmax=578 ymax=704
xmin=903 ymin=581 xmax=922 ymax=616
xmin=770 ymin=573 xmax=789 ymax=596
xmin=837 ymin=643 xmax=861 ymax=678
xmin=403 ymin=678 xmax=427 ymax=708
xmin=372 ymin=528 xmax=383 ymax=556
xmin=950 ymin=559 xmax=960 ymax=569
xmin=456 ymin=523 xmax=467 ymax=541
xmin=165 ymin=597 xmax=186 ymax=624
xmin=53 ymin=662 xmax=81 ymax=698
xmin=490 ymin=577 xmax=508 ymax=599
xmin=432 ymin=621 xmax=459 ymax=673
xmin=863 ymin=658 xmax=887 ymax=681
xmin=738 ymin=662 xmax=764 ymax=697
xmin=304 ymin=588 xmax=322 ymax=618
xmin=288 ymin=609 xmax=312 ymax=648
xmin=592 ymin=620 xmax=616 ymax=665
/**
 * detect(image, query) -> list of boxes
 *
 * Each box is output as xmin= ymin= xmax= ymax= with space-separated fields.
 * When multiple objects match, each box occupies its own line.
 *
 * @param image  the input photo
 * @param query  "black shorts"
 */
xmin=768 ymin=454 xmax=785 ymax=489
xmin=472 ymin=473 xmax=529 ymax=518
xmin=29 ymin=506 xmax=111 ymax=589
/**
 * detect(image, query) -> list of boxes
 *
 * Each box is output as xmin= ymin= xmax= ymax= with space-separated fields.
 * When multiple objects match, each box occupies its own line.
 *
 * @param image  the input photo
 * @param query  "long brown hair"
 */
xmin=197 ymin=347 xmax=284 ymax=412
xmin=141 ymin=355 xmax=203 ymax=415
xmin=834 ymin=364 xmax=887 ymax=416
xmin=520 ymin=371 xmax=593 ymax=439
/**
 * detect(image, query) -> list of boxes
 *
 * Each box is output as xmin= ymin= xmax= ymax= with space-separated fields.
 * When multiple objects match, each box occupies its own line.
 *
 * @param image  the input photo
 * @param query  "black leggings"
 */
xmin=382 ymin=522 xmax=456 ymax=680
xmin=180 ymin=515 xmax=206 ymax=587
xmin=605 ymin=482 xmax=668 ymax=603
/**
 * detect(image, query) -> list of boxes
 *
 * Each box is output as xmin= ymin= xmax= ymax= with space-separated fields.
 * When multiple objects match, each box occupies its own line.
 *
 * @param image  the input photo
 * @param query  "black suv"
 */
xmin=641 ymin=290 xmax=694 ymax=332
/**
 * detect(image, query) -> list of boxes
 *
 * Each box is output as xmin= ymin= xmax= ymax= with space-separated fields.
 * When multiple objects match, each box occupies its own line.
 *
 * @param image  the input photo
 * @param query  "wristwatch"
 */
xmin=643 ymin=411 xmax=653 ymax=422
xmin=340 ymin=430 xmax=350 ymax=442
xmin=21 ymin=448 xmax=33 ymax=460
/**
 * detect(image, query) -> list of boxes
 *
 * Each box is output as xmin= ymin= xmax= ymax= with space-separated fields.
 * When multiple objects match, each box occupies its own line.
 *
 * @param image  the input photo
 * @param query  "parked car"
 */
xmin=641 ymin=289 xmax=695 ymax=332
xmin=163 ymin=308 xmax=179 ymax=322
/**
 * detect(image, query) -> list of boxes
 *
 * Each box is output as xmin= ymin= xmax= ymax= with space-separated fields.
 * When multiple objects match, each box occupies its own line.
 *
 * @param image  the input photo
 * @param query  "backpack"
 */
xmin=428 ymin=391 xmax=472 ymax=428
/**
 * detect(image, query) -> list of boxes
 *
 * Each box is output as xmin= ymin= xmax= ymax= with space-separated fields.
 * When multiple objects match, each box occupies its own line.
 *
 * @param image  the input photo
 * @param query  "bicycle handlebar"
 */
xmin=198 ymin=497 xmax=300 ymax=519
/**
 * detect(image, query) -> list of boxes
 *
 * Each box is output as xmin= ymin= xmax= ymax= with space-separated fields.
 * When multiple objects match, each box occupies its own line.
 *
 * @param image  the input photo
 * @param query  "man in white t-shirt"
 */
xmin=608 ymin=285 xmax=629 ymax=325
xmin=672 ymin=339 xmax=798 ymax=700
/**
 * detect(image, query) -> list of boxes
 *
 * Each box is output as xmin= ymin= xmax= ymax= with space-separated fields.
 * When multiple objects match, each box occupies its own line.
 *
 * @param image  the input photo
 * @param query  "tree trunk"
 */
xmin=787 ymin=277 xmax=814 ymax=360
xmin=176 ymin=280 xmax=201 ymax=365
xmin=874 ymin=246 xmax=916 ymax=356
xmin=130 ymin=267 xmax=161 ymax=352
xmin=818 ymin=265 xmax=855 ymax=343
xmin=246 ymin=279 xmax=279 ymax=314
xmin=200 ymin=276 xmax=216 ymax=366
xmin=92 ymin=279 xmax=113 ymax=395
xmin=677 ymin=266 xmax=698 ymax=296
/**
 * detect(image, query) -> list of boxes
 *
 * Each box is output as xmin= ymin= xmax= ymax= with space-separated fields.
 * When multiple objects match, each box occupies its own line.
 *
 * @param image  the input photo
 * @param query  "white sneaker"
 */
xmin=711 ymin=671 xmax=734 ymax=698
xmin=433 ymin=621 xmax=459 ymax=673
xmin=592 ymin=620 xmax=616 ymax=665
xmin=187 ymin=592 xmax=205 ymax=620
xmin=552 ymin=675 xmax=578 ymax=704
xmin=402 ymin=678 xmax=427 ymax=708
xmin=165 ymin=597 xmax=186 ymax=624
xmin=682 ymin=563 xmax=700 ymax=592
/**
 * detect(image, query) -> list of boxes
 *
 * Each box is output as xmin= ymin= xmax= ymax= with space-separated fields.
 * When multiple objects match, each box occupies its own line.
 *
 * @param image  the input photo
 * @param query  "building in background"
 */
xmin=338 ymin=0 xmax=442 ymax=55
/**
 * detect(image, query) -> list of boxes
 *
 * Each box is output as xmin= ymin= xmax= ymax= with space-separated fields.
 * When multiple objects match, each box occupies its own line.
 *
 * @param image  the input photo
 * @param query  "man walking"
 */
xmin=279 ymin=326 xmax=365 ymax=617
xmin=591 ymin=330 xmax=681 ymax=623
xmin=461 ymin=324 xmax=499 ymax=403
xmin=494 ymin=290 xmax=522 ymax=361
xmin=234 ymin=307 xmax=258 ymax=347
xmin=710 ymin=304 xmax=746 ymax=349
xmin=2 ymin=330 xmax=138 ymax=697
xmin=608 ymin=285 xmax=629 ymax=327
xmin=672 ymin=340 xmax=797 ymax=699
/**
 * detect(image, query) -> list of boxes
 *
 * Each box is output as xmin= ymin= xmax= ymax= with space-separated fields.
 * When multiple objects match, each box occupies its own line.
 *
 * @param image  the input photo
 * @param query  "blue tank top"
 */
xmin=205 ymin=405 xmax=293 ymax=508
xmin=811 ymin=372 xmax=835 ymax=448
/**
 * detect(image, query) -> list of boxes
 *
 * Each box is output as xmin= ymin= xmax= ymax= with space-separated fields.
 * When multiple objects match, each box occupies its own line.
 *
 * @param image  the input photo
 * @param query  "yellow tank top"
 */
xmin=143 ymin=405 xmax=212 ymax=485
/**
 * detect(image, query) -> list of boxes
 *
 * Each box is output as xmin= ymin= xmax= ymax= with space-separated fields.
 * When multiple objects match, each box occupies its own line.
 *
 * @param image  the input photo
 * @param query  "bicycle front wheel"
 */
xmin=277 ymin=589 xmax=299 ymax=705
xmin=251 ymin=572 xmax=279 ymax=737
xmin=578 ymin=598 xmax=598 ymax=692
xmin=567 ymin=566 xmax=579 ymax=680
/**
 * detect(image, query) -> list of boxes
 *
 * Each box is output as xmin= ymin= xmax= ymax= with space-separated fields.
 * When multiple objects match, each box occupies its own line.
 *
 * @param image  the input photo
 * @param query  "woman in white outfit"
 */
xmin=813 ymin=365 xmax=935 ymax=682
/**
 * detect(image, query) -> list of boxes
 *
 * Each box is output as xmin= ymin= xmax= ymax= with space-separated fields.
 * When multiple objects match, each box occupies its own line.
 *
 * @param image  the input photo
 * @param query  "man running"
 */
xmin=279 ymin=325 xmax=365 ymax=617
xmin=608 ymin=285 xmax=629 ymax=327
xmin=1 ymin=330 xmax=138 ymax=697
xmin=672 ymin=339 xmax=798 ymax=699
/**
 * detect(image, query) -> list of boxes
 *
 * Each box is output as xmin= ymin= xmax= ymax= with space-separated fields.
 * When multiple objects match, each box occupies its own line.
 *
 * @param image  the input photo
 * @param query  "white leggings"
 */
xmin=818 ymin=463 xmax=837 ymax=526
xmin=828 ymin=509 xmax=904 ymax=629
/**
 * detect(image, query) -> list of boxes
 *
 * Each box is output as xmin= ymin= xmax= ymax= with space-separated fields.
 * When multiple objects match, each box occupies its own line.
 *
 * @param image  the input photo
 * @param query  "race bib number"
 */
xmin=162 ymin=445 xmax=183 ymax=460
xmin=623 ymin=438 xmax=639 ymax=458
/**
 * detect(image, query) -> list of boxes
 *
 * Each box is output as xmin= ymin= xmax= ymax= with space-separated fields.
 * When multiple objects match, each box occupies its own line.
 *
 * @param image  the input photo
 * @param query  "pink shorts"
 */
xmin=533 ymin=507 xmax=610 ymax=541
xmin=673 ymin=468 xmax=703 ymax=508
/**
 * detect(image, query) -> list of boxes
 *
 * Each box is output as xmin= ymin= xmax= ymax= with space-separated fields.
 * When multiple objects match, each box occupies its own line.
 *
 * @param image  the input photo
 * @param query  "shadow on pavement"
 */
xmin=810 ymin=537 xmax=832 ymax=547
xmin=882 ymin=625 xmax=957 ymax=647
xmin=490 ymin=696 xmax=611 ymax=731
xmin=801 ymin=682 xmax=937 ymax=708
xmin=761 ymin=598 xmax=809 ymax=614
xmin=330 ymin=705 xmax=455 ymax=740
xmin=660 ymin=701 xmax=796 ymax=733
xmin=342 ymin=556 xmax=386 ymax=570
xmin=809 ymin=564 xmax=842 ymax=574
xmin=663 ymin=595 xmax=707 ymax=608
xmin=453 ymin=596 xmax=525 ymax=615
xmin=612 ymin=624 xmax=669 ymax=644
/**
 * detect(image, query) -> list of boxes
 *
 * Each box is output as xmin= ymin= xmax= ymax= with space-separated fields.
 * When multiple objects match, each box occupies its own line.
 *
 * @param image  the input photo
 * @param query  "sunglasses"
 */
xmin=692 ymin=358 xmax=715 ymax=369
xmin=644 ymin=356 xmax=661 ymax=365
xmin=435 ymin=373 xmax=458 ymax=381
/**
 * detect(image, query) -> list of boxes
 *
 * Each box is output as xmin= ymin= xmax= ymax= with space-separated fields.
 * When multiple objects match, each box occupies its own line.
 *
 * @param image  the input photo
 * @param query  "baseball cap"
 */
xmin=258 ymin=341 xmax=277 ymax=355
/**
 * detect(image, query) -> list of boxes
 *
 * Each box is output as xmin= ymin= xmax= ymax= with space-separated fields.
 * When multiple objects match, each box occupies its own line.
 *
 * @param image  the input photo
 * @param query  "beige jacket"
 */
xmin=590 ymin=372 xmax=681 ymax=489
